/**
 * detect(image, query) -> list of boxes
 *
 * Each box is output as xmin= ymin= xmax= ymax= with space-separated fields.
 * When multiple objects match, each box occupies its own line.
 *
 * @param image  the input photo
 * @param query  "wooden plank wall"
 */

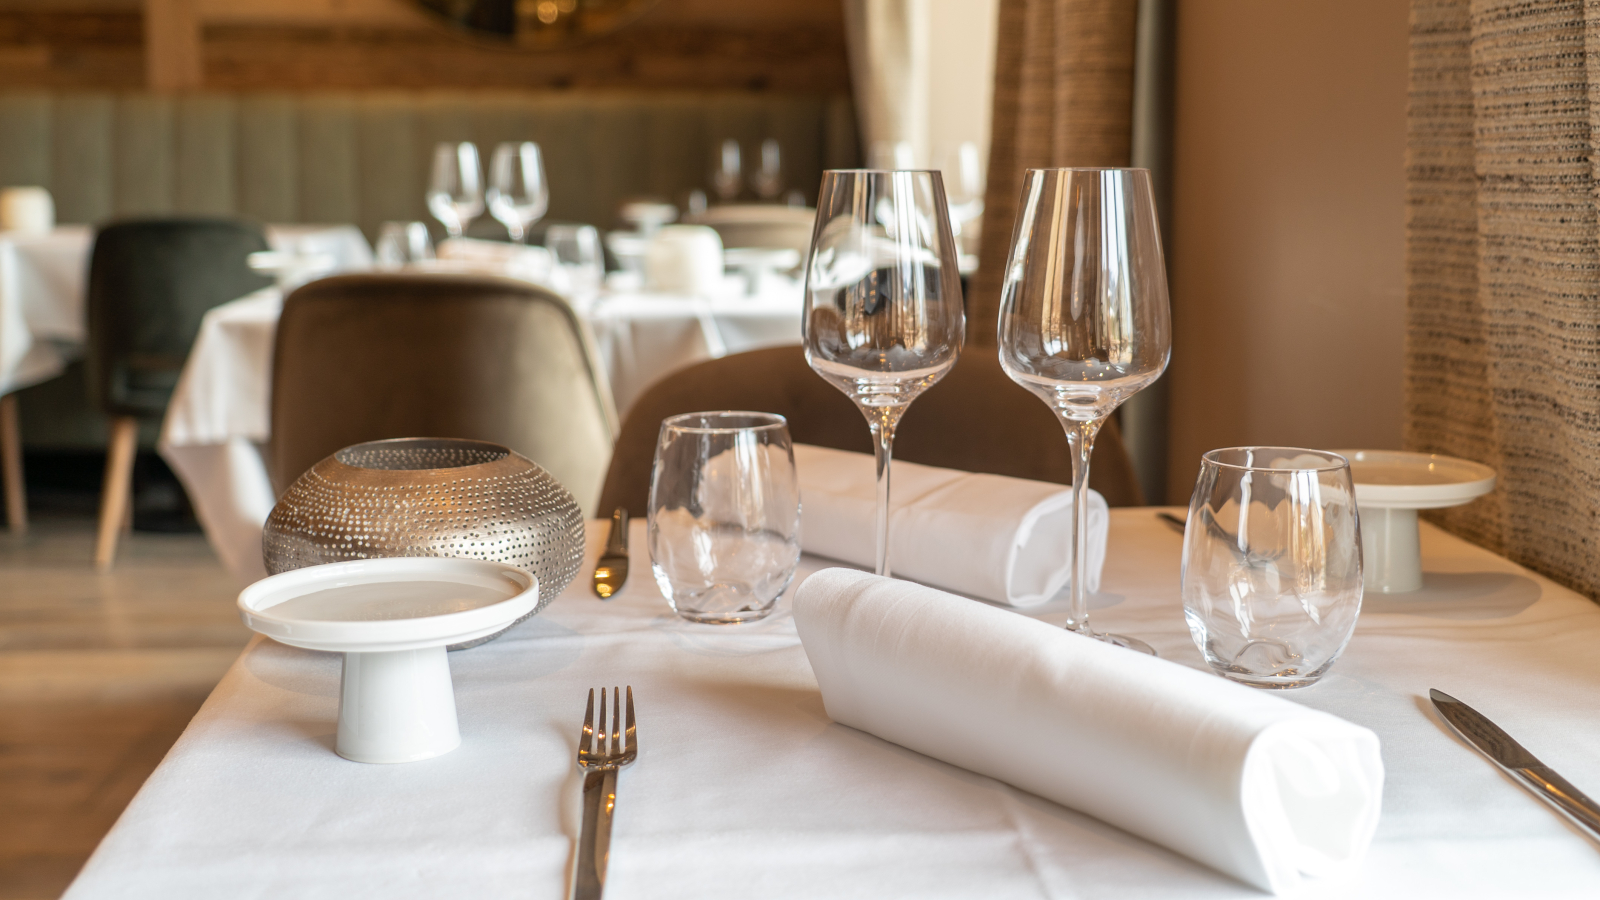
xmin=0 ymin=0 xmax=850 ymax=93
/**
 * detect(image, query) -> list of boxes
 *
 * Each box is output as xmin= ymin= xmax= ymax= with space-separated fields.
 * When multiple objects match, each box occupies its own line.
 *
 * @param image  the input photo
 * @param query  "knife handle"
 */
xmin=1515 ymin=766 xmax=1600 ymax=844
xmin=606 ymin=508 xmax=629 ymax=556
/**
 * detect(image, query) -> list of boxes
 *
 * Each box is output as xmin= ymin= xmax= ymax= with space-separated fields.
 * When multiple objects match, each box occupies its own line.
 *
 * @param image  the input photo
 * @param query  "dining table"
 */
xmin=0 ymin=223 xmax=373 ymax=398
xmin=59 ymin=510 xmax=1600 ymax=898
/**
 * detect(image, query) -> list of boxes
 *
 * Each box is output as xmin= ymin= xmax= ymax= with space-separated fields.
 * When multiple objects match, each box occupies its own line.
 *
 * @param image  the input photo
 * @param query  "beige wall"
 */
xmin=1165 ymin=0 xmax=1408 ymax=501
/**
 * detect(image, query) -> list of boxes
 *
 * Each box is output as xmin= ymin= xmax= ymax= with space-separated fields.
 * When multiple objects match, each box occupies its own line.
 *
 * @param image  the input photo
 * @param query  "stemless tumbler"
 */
xmin=1181 ymin=447 xmax=1364 ymax=689
xmin=649 ymin=412 xmax=801 ymax=624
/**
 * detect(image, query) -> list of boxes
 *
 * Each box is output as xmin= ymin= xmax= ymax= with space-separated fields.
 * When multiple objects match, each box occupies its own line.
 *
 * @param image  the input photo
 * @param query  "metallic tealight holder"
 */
xmin=262 ymin=437 xmax=585 ymax=648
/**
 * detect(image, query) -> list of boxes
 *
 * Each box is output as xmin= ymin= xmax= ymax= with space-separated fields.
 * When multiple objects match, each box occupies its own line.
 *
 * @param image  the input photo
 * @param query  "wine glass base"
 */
xmin=1089 ymin=631 xmax=1156 ymax=656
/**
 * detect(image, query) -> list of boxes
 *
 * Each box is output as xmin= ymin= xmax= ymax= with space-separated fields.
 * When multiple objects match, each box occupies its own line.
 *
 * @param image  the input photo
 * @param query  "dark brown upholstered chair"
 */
xmin=598 ymin=345 xmax=1144 ymax=515
xmin=86 ymin=217 xmax=274 ymax=568
xmin=269 ymin=273 xmax=618 ymax=514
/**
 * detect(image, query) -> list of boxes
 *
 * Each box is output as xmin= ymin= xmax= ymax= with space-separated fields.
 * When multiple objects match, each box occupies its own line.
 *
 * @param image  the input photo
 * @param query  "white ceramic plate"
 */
xmin=238 ymin=557 xmax=538 ymax=654
xmin=1334 ymin=449 xmax=1496 ymax=510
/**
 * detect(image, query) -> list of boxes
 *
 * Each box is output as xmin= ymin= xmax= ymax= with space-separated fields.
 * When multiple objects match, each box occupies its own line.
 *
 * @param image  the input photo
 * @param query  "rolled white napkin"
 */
xmin=436 ymin=237 xmax=554 ymax=285
xmin=793 ymin=568 xmax=1385 ymax=895
xmin=794 ymin=444 xmax=1105 ymax=606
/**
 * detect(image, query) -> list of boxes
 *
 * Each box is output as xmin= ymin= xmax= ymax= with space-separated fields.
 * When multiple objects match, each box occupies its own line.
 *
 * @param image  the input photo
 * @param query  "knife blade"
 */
xmin=1430 ymin=688 xmax=1600 ymax=844
xmin=591 ymin=508 xmax=630 ymax=599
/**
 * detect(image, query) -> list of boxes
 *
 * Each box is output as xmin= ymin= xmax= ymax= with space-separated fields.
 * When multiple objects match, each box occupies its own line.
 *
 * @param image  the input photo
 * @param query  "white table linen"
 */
xmin=793 ymin=567 xmax=1384 ymax=894
xmin=0 ymin=224 xmax=370 ymax=397
xmin=794 ymin=444 xmax=1109 ymax=605
xmin=161 ymin=273 xmax=801 ymax=585
xmin=62 ymin=512 xmax=1600 ymax=898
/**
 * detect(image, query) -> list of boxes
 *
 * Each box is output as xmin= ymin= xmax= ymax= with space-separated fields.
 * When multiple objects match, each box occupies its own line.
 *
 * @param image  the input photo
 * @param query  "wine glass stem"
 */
xmin=1063 ymin=417 xmax=1104 ymax=634
xmin=869 ymin=417 xmax=897 ymax=577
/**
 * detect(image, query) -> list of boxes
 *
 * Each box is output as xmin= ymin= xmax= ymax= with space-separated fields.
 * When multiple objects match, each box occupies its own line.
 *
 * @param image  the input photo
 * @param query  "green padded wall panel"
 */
xmin=52 ymin=94 xmax=114 ymax=225
xmin=174 ymin=95 xmax=236 ymax=216
xmin=0 ymin=93 xmax=50 ymax=189
xmin=298 ymin=95 xmax=360 ymax=226
xmin=1 ymin=90 xmax=859 ymax=238
xmin=237 ymin=94 xmax=299 ymax=223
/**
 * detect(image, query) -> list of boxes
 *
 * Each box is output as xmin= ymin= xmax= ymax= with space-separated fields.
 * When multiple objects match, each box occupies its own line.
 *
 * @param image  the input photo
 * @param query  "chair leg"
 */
xmin=95 ymin=416 xmax=139 ymax=570
xmin=0 ymin=393 xmax=25 ymax=535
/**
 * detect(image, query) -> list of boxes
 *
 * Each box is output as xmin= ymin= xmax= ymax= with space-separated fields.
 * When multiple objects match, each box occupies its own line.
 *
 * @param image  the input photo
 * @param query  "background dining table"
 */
xmin=0 ymin=223 xmax=372 ymax=398
xmin=57 ymin=510 xmax=1600 ymax=898
xmin=158 ymin=261 xmax=803 ymax=583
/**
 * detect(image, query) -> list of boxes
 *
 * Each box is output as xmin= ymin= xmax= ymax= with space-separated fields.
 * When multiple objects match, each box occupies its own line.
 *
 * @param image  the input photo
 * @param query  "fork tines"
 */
xmin=577 ymin=686 xmax=637 ymax=768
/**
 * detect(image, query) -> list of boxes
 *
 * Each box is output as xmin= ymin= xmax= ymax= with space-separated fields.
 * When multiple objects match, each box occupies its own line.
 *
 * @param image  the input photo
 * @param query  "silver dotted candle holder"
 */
xmin=262 ymin=437 xmax=586 ymax=648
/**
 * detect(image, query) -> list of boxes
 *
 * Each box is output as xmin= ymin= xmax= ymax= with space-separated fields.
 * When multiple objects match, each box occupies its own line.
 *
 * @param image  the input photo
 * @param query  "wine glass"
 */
xmin=751 ymin=139 xmax=784 ymax=201
xmin=803 ymin=169 xmax=965 ymax=576
xmin=998 ymin=168 xmax=1171 ymax=654
xmin=427 ymin=142 xmax=484 ymax=238
xmin=374 ymin=221 xmax=434 ymax=268
xmin=711 ymin=139 xmax=742 ymax=204
xmin=486 ymin=142 xmax=548 ymax=244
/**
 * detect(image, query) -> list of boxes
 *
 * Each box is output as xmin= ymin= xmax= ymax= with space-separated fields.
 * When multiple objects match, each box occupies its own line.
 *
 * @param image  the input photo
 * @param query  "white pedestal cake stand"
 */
xmin=238 ymin=557 xmax=539 ymax=763
xmin=1337 ymin=449 xmax=1496 ymax=594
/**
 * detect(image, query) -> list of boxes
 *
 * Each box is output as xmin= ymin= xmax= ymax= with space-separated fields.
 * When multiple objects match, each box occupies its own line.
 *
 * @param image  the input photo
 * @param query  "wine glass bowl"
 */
xmin=427 ymin=142 xmax=485 ymax=239
xmin=803 ymin=169 xmax=965 ymax=575
xmin=487 ymin=142 xmax=549 ymax=244
xmin=998 ymin=167 xmax=1170 ymax=652
xmin=711 ymin=139 xmax=742 ymax=204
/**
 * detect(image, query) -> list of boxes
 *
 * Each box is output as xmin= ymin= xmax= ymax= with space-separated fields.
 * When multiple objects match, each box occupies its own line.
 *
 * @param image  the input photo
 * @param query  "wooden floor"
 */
xmin=0 ymin=515 xmax=247 ymax=900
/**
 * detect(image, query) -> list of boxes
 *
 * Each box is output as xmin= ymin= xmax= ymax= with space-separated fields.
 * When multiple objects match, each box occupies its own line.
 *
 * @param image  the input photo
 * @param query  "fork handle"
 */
xmin=573 ymin=768 xmax=618 ymax=900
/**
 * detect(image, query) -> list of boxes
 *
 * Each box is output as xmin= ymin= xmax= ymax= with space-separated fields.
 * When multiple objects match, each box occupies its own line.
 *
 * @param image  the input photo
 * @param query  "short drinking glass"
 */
xmin=1181 ymin=447 xmax=1364 ymax=689
xmin=649 ymin=412 xmax=801 ymax=625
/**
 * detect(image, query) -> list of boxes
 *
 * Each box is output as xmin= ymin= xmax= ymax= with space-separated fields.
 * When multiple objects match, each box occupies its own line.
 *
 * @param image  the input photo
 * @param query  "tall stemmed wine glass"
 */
xmin=998 ymin=168 xmax=1170 ymax=653
xmin=427 ymin=142 xmax=484 ymax=239
xmin=487 ymin=141 xmax=549 ymax=244
xmin=803 ymin=170 xmax=965 ymax=576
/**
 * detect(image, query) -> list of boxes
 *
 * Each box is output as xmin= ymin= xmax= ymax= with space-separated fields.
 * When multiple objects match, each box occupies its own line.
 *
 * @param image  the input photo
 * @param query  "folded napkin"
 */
xmin=436 ymin=237 xmax=554 ymax=284
xmin=793 ymin=569 xmax=1384 ymax=895
xmin=793 ymin=444 xmax=1106 ymax=606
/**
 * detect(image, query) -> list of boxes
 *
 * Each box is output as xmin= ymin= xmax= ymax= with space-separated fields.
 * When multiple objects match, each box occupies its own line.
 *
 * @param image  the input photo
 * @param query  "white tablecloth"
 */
xmin=159 ymin=278 xmax=802 ymax=584
xmin=0 ymin=224 xmax=372 ymax=397
xmin=61 ymin=512 xmax=1600 ymax=898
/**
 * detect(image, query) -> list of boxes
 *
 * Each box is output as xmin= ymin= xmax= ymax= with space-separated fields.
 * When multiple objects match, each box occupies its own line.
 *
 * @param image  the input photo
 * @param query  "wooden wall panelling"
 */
xmin=144 ymin=0 xmax=202 ymax=89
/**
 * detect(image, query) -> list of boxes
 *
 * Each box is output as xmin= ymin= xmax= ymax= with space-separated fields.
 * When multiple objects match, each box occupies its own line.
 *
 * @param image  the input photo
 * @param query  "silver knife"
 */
xmin=591 ymin=508 xmax=629 ymax=599
xmin=1430 ymin=688 xmax=1600 ymax=843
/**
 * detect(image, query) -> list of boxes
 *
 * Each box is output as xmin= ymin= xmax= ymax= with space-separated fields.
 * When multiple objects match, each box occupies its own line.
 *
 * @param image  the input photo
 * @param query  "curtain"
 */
xmin=842 ymin=0 xmax=924 ymax=164
xmin=967 ymin=0 xmax=1140 ymax=344
xmin=1407 ymin=0 xmax=1600 ymax=595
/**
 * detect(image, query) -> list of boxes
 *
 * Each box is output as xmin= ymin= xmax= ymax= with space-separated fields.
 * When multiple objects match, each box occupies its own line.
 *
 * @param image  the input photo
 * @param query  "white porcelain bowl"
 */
xmin=239 ymin=557 xmax=539 ymax=763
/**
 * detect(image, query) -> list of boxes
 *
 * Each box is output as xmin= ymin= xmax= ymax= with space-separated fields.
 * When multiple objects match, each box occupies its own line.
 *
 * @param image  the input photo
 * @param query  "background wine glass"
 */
xmin=803 ymin=169 xmax=965 ymax=576
xmin=427 ymin=142 xmax=484 ymax=239
xmin=997 ymin=167 xmax=1170 ymax=654
xmin=486 ymin=142 xmax=549 ymax=244
xmin=751 ymin=139 xmax=784 ymax=202
xmin=711 ymin=139 xmax=742 ymax=204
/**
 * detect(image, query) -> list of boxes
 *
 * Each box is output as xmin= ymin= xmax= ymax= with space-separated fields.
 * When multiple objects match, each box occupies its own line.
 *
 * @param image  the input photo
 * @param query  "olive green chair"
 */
xmin=86 ymin=217 xmax=273 ymax=568
xmin=597 ymin=345 xmax=1145 ymax=516
xmin=267 ymin=273 xmax=618 ymax=515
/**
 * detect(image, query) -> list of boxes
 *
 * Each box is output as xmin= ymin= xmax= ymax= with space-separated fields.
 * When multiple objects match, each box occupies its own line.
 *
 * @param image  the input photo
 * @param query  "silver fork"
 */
xmin=573 ymin=686 xmax=637 ymax=900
